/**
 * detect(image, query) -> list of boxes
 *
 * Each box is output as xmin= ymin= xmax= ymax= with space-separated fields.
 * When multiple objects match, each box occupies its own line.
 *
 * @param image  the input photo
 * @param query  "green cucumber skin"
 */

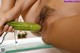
xmin=7 ymin=22 xmax=41 ymax=32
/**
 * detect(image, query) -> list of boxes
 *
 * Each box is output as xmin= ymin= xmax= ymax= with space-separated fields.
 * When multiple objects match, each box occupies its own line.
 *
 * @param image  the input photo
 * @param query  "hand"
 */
xmin=0 ymin=0 xmax=16 ymax=36
xmin=0 ymin=0 xmax=37 ymax=36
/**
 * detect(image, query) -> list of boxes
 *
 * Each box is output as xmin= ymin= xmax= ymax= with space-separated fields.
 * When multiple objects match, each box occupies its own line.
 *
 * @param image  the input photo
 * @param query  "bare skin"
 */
xmin=0 ymin=0 xmax=47 ymax=34
xmin=0 ymin=0 xmax=38 ymax=34
xmin=0 ymin=0 xmax=80 ymax=53
xmin=0 ymin=0 xmax=16 ymax=35
xmin=41 ymin=0 xmax=80 ymax=53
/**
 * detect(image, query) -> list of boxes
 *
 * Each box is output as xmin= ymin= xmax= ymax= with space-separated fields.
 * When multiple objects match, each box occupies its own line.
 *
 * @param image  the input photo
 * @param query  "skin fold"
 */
xmin=0 ymin=0 xmax=80 ymax=53
xmin=41 ymin=0 xmax=80 ymax=53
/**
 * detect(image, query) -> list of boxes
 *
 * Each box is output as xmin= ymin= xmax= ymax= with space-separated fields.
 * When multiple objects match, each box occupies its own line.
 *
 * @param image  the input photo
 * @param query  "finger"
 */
xmin=0 ymin=0 xmax=15 ymax=29
xmin=1 ymin=1 xmax=24 ymax=22
xmin=3 ymin=25 xmax=9 ymax=32
xmin=0 ymin=0 xmax=16 ymax=36
xmin=1 ymin=0 xmax=16 ymax=12
xmin=8 ymin=26 xmax=13 ymax=32
xmin=0 ymin=1 xmax=22 ymax=27
xmin=1 ymin=0 xmax=37 ymax=22
xmin=0 ymin=0 xmax=37 ymax=32
xmin=0 ymin=0 xmax=16 ymax=27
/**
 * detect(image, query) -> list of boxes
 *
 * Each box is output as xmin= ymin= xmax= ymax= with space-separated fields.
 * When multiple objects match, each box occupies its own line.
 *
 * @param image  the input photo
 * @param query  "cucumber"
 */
xmin=7 ymin=21 xmax=41 ymax=32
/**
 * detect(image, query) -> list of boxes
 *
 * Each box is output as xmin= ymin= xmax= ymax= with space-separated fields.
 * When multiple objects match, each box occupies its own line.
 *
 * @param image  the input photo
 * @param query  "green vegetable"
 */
xmin=7 ymin=21 xmax=41 ymax=32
